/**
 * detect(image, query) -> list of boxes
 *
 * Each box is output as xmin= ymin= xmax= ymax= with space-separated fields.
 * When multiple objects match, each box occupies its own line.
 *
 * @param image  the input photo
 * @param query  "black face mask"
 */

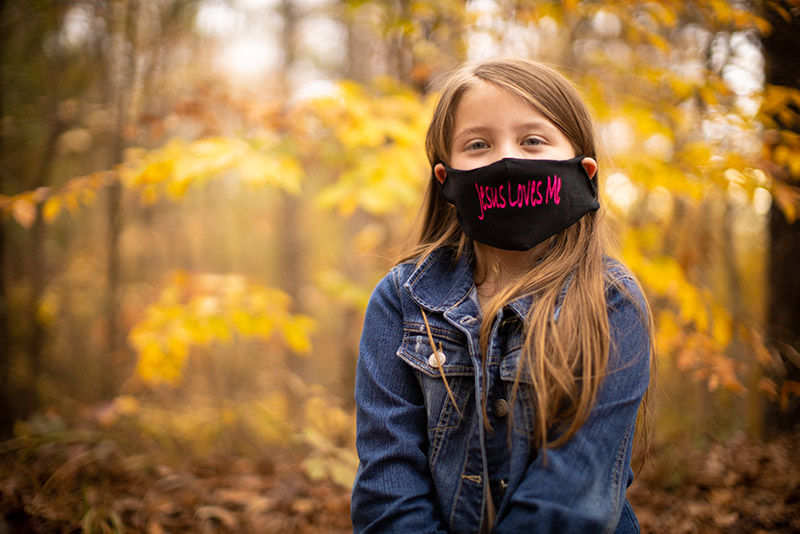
xmin=439 ymin=155 xmax=599 ymax=251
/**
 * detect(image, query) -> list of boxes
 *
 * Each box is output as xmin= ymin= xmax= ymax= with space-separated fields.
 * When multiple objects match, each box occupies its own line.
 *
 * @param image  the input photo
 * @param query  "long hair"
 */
xmin=403 ymin=58 xmax=653 ymax=454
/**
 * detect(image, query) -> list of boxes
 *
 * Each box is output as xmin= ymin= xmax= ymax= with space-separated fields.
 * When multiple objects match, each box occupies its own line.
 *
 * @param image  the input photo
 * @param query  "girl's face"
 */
xmin=434 ymin=80 xmax=597 ymax=181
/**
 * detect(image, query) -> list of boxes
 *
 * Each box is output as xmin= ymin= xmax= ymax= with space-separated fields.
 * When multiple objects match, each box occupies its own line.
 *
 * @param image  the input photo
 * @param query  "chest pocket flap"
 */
xmin=499 ymin=343 xmax=534 ymax=384
xmin=397 ymin=322 xmax=474 ymax=378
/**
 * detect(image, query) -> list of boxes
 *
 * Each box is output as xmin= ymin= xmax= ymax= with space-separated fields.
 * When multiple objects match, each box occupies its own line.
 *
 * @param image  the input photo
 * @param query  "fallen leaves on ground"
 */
xmin=0 ymin=427 xmax=798 ymax=532
xmin=0 ymin=432 xmax=350 ymax=533
xmin=629 ymin=430 xmax=800 ymax=533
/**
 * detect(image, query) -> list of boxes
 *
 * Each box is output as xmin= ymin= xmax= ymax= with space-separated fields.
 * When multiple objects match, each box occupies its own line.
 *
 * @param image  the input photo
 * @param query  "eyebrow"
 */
xmin=452 ymin=126 xmax=491 ymax=141
xmin=517 ymin=120 xmax=558 ymax=134
xmin=453 ymin=120 xmax=558 ymax=140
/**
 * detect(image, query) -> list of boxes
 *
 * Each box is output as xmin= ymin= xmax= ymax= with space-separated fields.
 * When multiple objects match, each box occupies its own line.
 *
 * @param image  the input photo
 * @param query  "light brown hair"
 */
xmin=404 ymin=58 xmax=653 ymax=454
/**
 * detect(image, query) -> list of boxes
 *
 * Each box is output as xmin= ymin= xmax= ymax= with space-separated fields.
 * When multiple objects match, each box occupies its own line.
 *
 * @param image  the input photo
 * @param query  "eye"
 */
xmin=522 ymin=137 xmax=543 ymax=146
xmin=465 ymin=140 xmax=489 ymax=151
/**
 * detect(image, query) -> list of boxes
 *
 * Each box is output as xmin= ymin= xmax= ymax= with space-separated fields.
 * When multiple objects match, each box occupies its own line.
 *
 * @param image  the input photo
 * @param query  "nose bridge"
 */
xmin=496 ymin=135 xmax=522 ymax=160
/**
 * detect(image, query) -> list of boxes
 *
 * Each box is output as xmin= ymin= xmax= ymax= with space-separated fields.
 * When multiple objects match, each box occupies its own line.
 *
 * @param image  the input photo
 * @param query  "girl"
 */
xmin=351 ymin=58 xmax=653 ymax=533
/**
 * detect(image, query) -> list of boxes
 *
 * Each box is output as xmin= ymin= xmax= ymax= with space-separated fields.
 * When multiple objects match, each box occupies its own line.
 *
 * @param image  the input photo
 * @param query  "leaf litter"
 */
xmin=1 ymin=425 xmax=798 ymax=532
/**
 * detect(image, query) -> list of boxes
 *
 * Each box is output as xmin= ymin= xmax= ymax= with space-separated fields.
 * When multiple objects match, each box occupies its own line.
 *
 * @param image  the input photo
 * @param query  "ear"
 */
xmin=434 ymin=163 xmax=448 ymax=184
xmin=581 ymin=157 xmax=598 ymax=180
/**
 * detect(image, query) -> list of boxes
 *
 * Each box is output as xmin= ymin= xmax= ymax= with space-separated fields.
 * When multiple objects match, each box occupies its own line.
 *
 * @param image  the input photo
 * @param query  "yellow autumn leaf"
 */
xmin=711 ymin=304 xmax=733 ymax=349
xmin=251 ymin=316 xmax=274 ymax=337
xmin=647 ymin=31 xmax=669 ymax=53
xmin=740 ymin=11 xmax=771 ymax=34
xmin=166 ymin=335 xmax=190 ymax=363
xmin=649 ymin=2 xmax=677 ymax=27
xmin=140 ymin=158 xmax=176 ymax=186
xmin=682 ymin=141 xmax=712 ymax=168
xmin=708 ymin=0 xmax=733 ymax=24
xmin=166 ymin=174 xmax=193 ymax=198
xmin=789 ymin=153 xmax=800 ymax=178
xmin=130 ymin=271 xmax=315 ymax=385
xmin=80 ymin=186 xmax=97 ymax=206
xmin=316 ymin=179 xmax=358 ymax=215
xmin=232 ymin=310 xmax=255 ymax=335
xmin=274 ymin=156 xmax=304 ymax=194
xmin=282 ymin=315 xmax=315 ymax=355
xmin=136 ymin=342 xmax=168 ymax=384
xmin=238 ymin=152 xmax=277 ymax=188
xmin=207 ymin=317 xmax=232 ymax=342
xmin=699 ymin=84 xmax=719 ymax=106
xmin=191 ymin=137 xmax=240 ymax=161
xmin=42 ymin=197 xmax=61 ymax=223
xmin=772 ymin=144 xmax=790 ymax=166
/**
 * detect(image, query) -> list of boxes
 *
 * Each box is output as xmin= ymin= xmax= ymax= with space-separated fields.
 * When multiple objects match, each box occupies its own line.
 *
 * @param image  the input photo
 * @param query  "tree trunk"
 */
xmin=0 ymin=0 xmax=12 ymax=437
xmin=763 ymin=1 xmax=800 ymax=434
xmin=277 ymin=0 xmax=308 ymax=405
xmin=29 ymin=113 xmax=63 ymax=373
xmin=103 ymin=0 xmax=139 ymax=399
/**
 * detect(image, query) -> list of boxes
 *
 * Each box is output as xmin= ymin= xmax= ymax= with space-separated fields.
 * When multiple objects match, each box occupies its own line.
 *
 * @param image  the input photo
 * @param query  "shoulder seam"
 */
xmin=602 ymin=257 xmax=637 ymax=287
xmin=388 ymin=265 xmax=404 ymax=301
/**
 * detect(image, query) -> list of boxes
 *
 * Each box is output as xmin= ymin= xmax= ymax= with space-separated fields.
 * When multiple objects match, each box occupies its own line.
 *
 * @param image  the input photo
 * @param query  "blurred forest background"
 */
xmin=1 ymin=0 xmax=799 ymax=532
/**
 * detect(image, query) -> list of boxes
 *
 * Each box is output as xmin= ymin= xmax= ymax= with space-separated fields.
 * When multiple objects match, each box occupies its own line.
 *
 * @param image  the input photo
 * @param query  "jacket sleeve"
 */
xmin=494 ymin=275 xmax=651 ymax=534
xmin=351 ymin=269 xmax=447 ymax=533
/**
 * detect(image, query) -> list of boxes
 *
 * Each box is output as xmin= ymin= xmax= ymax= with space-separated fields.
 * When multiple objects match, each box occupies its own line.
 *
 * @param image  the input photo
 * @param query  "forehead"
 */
xmin=452 ymin=81 xmax=560 ymax=136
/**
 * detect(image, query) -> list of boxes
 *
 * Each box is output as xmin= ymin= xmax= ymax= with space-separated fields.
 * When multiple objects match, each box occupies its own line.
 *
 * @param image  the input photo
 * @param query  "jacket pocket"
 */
xmin=397 ymin=322 xmax=474 ymax=459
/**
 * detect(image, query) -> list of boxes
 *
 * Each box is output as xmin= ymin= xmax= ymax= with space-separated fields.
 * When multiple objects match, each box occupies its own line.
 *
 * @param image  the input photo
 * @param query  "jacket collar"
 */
xmin=403 ymin=248 xmax=474 ymax=313
xmin=403 ymin=247 xmax=533 ymax=321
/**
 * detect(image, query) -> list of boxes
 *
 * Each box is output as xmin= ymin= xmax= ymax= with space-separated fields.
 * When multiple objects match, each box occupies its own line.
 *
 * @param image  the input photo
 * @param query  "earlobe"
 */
xmin=434 ymin=163 xmax=448 ymax=184
xmin=581 ymin=157 xmax=598 ymax=180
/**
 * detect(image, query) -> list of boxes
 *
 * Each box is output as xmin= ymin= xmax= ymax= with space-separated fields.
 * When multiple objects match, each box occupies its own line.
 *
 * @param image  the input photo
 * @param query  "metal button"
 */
xmin=493 ymin=398 xmax=509 ymax=417
xmin=428 ymin=351 xmax=446 ymax=367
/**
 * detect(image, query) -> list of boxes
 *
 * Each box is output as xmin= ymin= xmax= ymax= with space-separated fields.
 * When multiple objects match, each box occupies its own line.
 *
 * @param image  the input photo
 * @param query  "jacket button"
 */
xmin=493 ymin=399 xmax=509 ymax=417
xmin=428 ymin=351 xmax=446 ymax=367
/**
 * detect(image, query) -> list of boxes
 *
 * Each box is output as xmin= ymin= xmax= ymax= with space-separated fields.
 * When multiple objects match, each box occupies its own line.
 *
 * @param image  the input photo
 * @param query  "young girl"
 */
xmin=351 ymin=58 xmax=653 ymax=534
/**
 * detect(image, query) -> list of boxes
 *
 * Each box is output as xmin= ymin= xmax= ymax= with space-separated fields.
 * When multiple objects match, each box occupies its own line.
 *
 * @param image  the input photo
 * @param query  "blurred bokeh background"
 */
xmin=1 ymin=0 xmax=799 ymax=531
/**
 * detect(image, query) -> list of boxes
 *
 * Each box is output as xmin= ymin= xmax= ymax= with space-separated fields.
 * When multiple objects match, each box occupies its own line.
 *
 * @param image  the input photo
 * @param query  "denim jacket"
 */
xmin=352 ymin=247 xmax=650 ymax=533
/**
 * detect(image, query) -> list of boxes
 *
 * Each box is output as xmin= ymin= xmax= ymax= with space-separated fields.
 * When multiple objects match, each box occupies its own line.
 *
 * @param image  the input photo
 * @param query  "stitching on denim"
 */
xmin=448 ymin=284 xmax=473 ymax=310
xmin=605 ymin=422 xmax=633 ymax=534
xmin=406 ymin=250 xmax=439 ymax=285
xmin=404 ymin=322 xmax=465 ymax=344
xmin=405 ymin=250 xmax=476 ymax=312
xmin=431 ymin=376 xmax=468 ymax=428
xmin=499 ymin=350 xmax=533 ymax=386
xmin=428 ymin=377 xmax=467 ymax=467
xmin=397 ymin=343 xmax=474 ymax=377
xmin=389 ymin=266 xmax=402 ymax=299
xmin=428 ymin=415 xmax=445 ymax=468
xmin=449 ymin=443 xmax=475 ymax=529
xmin=428 ymin=421 xmax=463 ymax=432
xmin=514 ymin=386 xmax=535 ymax=434
xmin=404 ymin=251 xmax=445 ymax=310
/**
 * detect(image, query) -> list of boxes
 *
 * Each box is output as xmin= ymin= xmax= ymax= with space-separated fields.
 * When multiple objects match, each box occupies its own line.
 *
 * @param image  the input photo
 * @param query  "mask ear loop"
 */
xmin=420 ymin=307 xmax=462 ymax=418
